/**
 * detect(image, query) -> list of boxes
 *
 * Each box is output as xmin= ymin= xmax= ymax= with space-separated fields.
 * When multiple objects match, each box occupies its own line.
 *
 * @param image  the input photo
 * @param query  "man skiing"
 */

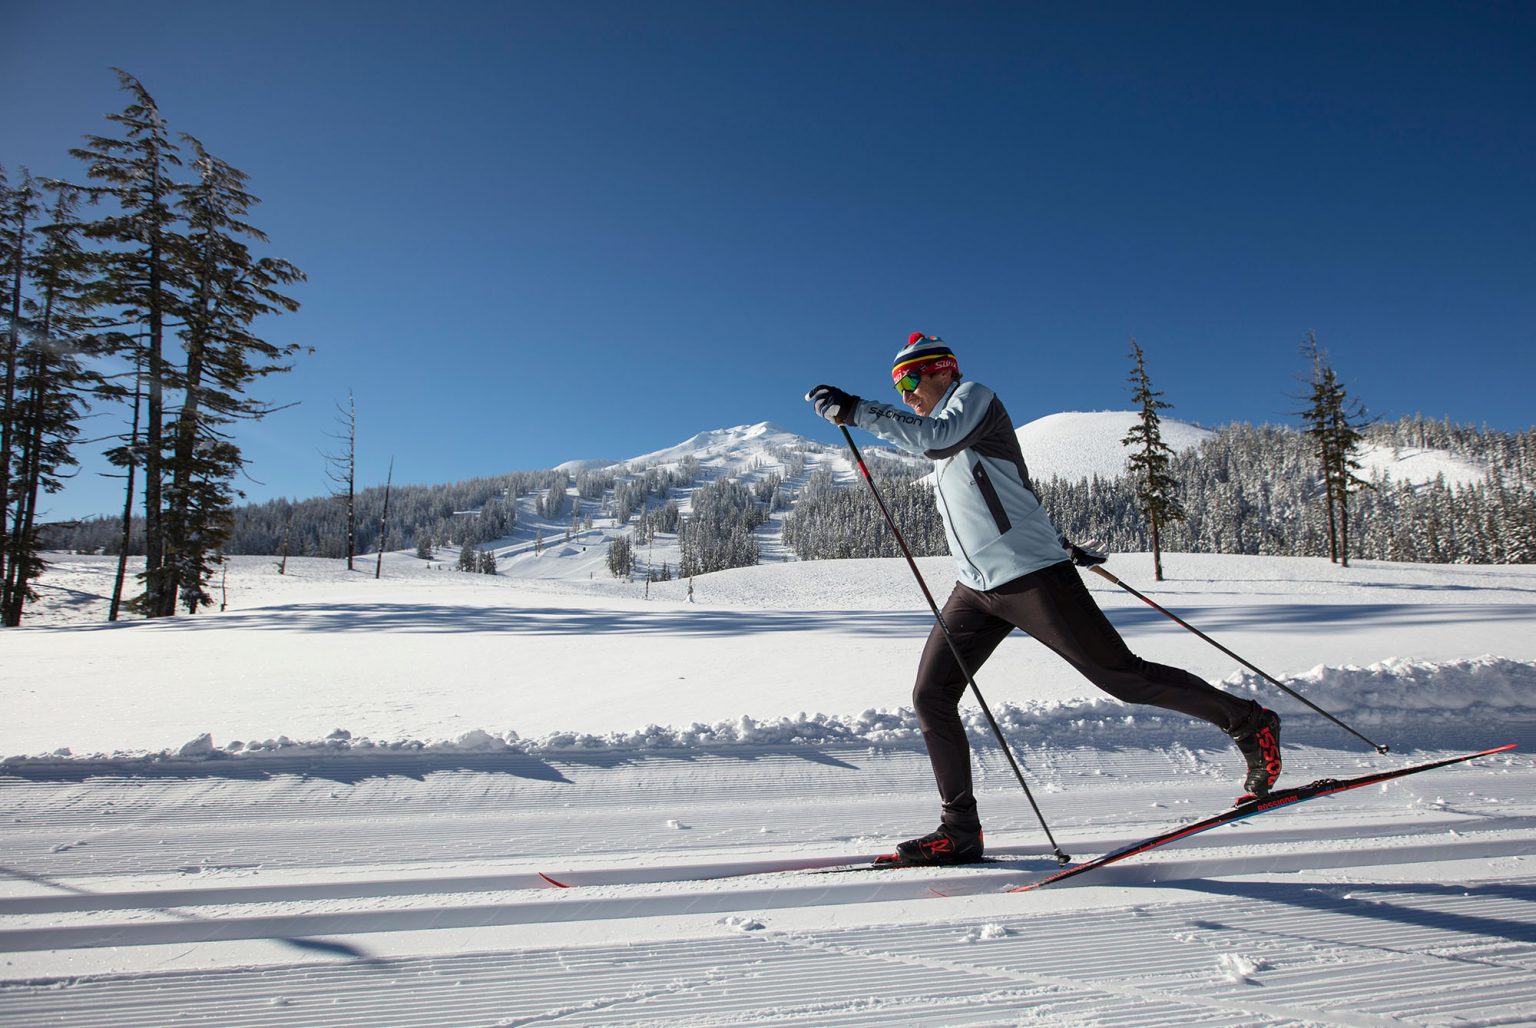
xmin=807 ymin=333 xmax=1282 ymax=866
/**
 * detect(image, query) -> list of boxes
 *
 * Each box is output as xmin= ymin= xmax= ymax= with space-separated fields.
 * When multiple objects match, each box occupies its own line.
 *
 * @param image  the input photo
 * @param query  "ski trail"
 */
xmin=3 ymin=741 xmax=1531 ymax=1025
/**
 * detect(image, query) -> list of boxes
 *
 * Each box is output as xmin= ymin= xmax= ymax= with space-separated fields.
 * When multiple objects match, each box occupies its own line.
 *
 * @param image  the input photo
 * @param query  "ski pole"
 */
xmin=1086 ymin=564 xmax=1391 ymax=754
xmin=835 ymin=422 xmax=1071 ymax=865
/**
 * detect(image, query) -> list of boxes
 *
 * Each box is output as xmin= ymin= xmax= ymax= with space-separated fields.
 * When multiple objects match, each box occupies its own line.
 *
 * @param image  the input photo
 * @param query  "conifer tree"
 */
xmin=163 ymin=135 xmax=303 ymax=610
xmin=70 ymin=69 xmax=186 ymax=616
xmin=2 ymin=182 xmax=107 ymax=624
xmin=1121 ymin=338 xmax=1185 ymax=581
xmin=0 ymin=168 xmax=40 ymax=616
xmin=607 ymin=534 xmax=634 ymax=577
xmin=51 ymin=72 xmax=306 ymax=615
xmin=456 ymin=542 xmax=478 ymax=572
xmin=1300 ymin=333 xmax=1370 ymax=566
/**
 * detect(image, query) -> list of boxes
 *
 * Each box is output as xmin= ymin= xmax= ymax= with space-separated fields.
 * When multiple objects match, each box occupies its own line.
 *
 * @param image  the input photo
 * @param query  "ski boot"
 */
xmin=875 ymin=824 xmax=985 ymax=867
xmin=1232 ymin=707 xmax=1283 ymax=801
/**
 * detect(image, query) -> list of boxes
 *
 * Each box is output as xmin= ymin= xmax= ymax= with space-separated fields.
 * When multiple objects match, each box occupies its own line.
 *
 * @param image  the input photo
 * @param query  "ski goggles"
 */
xmin=894 ymin=369 xmax=924 ymax=395
xmin=892 ymin=354 xmax=958 ymax=395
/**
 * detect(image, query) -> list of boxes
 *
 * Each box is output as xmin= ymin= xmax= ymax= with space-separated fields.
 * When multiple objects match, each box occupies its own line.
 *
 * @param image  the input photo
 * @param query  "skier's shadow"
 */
xmin=1173 ymin=877 xmax=1536 ymax=945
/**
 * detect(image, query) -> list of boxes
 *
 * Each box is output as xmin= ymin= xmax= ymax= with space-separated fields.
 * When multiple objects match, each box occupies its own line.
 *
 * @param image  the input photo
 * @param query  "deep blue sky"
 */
xmin=6 ymin=2 xmax=1533 ymax=520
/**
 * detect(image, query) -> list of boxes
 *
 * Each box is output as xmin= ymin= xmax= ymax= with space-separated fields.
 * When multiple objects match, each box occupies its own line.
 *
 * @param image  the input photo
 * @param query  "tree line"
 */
xmin=46 ymin=408 xmax=1536 ymax=580
xmin=1043 ymin=418 xmax=1536 ymax=565
xmin=2 ymin=69 xmax=303 ymax=623
xmin=775 ymin=413 xmax=1536 ymax=569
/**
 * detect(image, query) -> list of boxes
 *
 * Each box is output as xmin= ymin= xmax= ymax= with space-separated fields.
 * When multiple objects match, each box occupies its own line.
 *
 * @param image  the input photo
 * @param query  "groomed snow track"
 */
xmin=3 ymin=742 xmax=1533 ymax=1026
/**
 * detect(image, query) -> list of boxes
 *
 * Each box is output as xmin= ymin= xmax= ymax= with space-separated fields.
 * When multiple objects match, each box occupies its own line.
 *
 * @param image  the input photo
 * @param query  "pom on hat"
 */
xmin=892 ymin=333 xmax=959 ymax=385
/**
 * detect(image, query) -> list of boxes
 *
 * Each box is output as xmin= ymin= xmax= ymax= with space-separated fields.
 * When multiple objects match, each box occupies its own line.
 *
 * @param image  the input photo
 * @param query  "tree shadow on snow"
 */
xmin=1174 ymin=877 xmax=1536 ymax=947
xmin=544 ymin=743 xmax=913 ymax=773
xmin=1103 ymin=602 xmax=1536 ymax=635
xmin=0 ymin=863 xmax=385 ymax=966
xmin=54 ymin=603 xmax=938 ymax=637
xmin=51 ymin=600 xmax=1536 ymax=641
xmin=0 ymin=750 xmax=576 ymax=786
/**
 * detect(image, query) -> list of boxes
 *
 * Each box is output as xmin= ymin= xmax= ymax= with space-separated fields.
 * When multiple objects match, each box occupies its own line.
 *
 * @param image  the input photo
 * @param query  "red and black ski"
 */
xmin=1008 ymin=742 xmax=1518 ymax=893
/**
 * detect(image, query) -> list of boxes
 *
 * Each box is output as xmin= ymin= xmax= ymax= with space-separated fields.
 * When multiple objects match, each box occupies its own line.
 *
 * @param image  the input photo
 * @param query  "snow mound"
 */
xmin=1018 ymin=411 xmax=1213 ymax=483
xmin=1235 ymin=655 xmax=1536 ymax=723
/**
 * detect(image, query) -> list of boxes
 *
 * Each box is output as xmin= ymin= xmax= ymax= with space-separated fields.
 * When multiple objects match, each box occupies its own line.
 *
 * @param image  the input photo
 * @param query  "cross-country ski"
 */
xmin=1007 ymin=743 xmax=1520 ymax=892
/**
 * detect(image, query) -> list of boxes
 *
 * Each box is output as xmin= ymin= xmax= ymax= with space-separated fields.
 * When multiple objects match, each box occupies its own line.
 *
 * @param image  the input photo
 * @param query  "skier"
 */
xmin=807 ymin=333 xmax=1282 ymax=866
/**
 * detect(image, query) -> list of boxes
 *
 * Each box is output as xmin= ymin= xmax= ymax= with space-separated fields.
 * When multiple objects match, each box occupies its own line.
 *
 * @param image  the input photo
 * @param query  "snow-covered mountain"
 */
xmin=492 ymin=411 xmax=1494 ymax=583
xmin=616 ymin=422 xmax=811 ymax=468
xmin=575 ymin=412 xmax=1485 ymax=490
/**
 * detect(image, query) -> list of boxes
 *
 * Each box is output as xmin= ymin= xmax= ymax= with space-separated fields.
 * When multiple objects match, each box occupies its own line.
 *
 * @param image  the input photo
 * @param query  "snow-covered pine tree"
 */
xmin=1121 ymin=338 xmax=1186 ymax=581
xmin=456 ymin=542 xmax=478 ymax=572
xmin=606 ymin=534 xmax=634 ymax=578
xmin=1300 ymin=332 xmax=1371 ymax=567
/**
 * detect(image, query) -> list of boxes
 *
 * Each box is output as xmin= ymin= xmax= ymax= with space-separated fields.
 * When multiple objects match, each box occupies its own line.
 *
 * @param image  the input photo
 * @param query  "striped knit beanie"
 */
xmin=891 ymin=332 xmax=959 ymax=386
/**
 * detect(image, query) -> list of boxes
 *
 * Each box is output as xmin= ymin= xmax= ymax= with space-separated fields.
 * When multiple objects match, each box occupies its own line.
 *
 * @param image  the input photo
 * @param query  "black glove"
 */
xmin=805 ymin=384 xmax=860 ymax=425
xmin=1064 ymin=538 xmax=1108 ymax=567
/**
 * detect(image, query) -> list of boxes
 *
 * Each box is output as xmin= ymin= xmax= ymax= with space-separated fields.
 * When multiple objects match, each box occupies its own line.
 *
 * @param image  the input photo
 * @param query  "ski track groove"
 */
xmin=3 ymin=745 xmax=1518 ymax=883
xmin=2 ymin=880 xmax=1531 ymax=1026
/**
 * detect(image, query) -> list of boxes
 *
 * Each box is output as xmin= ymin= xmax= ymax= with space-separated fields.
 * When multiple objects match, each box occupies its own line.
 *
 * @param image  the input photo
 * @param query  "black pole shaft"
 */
xmin=838 ymin=424 xmax=1071 ymax=864
xmin=1087 ymin=564 xmax=1390 ymax=754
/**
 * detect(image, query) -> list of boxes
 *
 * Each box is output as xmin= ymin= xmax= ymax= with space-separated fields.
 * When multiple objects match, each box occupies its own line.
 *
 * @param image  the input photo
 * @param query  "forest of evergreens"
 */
xmin=46 ymin=413 xmax=1536 ymax=569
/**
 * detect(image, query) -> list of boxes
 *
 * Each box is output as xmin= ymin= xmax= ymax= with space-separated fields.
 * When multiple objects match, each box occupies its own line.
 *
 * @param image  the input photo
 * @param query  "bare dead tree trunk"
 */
xmin=109 ymin=365 xmax=144 ymax=622
xmin=375 ymin=456 xmax=393 ymax=580
xmin=324 ymin=392 xmax=357 ymax=571
xmin=277 ymin=509 xmax=293 ymax=575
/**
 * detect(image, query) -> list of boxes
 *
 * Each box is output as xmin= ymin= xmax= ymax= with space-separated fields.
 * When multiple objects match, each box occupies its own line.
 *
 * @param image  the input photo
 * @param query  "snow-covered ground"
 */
xmin=3 ymin=550 xmax=1533 ymax=1025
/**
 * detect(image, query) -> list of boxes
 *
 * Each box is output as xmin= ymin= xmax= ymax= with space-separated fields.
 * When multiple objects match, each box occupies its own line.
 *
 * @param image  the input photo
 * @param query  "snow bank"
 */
xmin=5 ymin=657 xmax=1530 ymax=770
xmin=1238 ymin=655 xmax=1536 ymax=724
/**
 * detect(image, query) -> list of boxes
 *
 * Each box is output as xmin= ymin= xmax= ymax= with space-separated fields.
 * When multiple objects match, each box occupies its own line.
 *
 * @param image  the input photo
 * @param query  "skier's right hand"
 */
xmin=1065 ymin=538 xmax=1108 ymax=567
xmin=806 ymin=384 xmax=859 ymax=425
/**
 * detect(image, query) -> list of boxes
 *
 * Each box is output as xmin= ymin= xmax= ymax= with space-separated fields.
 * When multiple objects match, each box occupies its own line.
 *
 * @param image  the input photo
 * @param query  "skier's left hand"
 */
xmin=806 ymin=384 xmax=859 ymax=425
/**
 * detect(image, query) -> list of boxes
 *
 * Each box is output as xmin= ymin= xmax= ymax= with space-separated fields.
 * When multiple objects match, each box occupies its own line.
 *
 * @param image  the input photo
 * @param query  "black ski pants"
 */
xmin=914 ymin=561 xmax=1261 ymax=832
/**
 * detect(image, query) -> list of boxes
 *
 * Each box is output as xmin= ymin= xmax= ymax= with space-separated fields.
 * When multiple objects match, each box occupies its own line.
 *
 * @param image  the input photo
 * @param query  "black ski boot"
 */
xmin=1232 ymin=707 xmax=1282 ymax=799
xmin=875 ymin=825 xmax=985 ymax=867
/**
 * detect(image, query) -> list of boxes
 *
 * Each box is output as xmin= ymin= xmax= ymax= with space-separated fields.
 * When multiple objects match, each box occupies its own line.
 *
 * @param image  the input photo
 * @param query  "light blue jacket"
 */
xmin=851 ymin=380 xmax=1068 ymax=591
